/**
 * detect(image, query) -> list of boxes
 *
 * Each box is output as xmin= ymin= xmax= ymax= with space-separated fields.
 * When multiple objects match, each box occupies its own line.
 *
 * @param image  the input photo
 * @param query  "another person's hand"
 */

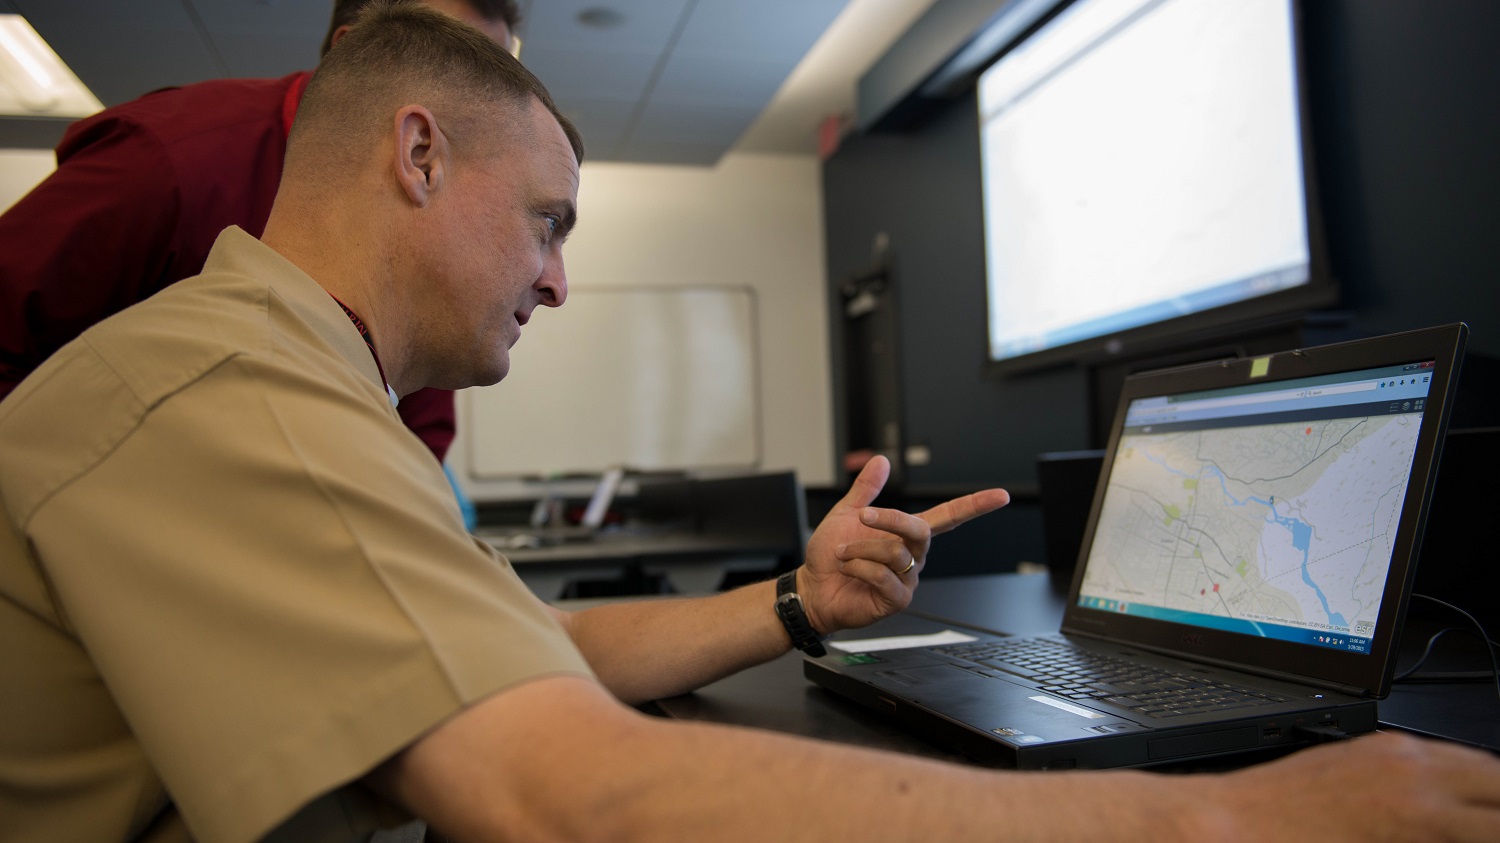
xmin=1185 ymin=731 xmax=1500 ymax=842
xmin=799 ymin=455 xmax=1009 ymax=634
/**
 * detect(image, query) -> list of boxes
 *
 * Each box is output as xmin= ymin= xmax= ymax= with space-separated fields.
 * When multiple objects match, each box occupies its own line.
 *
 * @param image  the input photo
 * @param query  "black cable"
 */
xmin=1398 ymin=594 xmax=1500 ymax=705
xmin=1394 ymin=626 xmax=1469 ymax=681
xmin=1398 ymin=670 xmax=1497 ymax=682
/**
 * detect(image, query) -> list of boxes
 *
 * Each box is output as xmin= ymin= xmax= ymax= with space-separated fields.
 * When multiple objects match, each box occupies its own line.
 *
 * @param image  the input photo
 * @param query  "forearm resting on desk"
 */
xmin=372 ymin=674 xmax=1500 ymax=842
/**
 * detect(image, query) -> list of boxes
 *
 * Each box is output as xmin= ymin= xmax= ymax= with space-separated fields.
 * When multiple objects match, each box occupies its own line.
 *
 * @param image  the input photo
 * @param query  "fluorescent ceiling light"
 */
xmin=0 ymin=14 xmax=102 ymax=117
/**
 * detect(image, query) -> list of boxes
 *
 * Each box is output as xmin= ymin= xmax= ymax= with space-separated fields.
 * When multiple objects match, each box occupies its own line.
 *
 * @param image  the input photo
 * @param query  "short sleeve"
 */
xmin=27 ymin=351 xmax=592 ymax=843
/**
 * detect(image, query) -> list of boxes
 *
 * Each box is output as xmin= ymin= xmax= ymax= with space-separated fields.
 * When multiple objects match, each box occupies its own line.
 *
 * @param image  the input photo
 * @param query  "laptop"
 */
xmin=806 ymin=323 xmax=1468 ymax=769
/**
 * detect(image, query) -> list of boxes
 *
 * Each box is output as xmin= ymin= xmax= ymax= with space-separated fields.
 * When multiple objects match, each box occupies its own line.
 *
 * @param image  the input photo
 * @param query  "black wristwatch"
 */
xmin=775 ymin=569 xmax=828 ymax=657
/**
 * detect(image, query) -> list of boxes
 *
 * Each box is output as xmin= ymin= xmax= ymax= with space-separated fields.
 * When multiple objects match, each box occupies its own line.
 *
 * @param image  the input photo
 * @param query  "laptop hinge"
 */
xmin=1062 ymin=629 xmax=1373 ymax=698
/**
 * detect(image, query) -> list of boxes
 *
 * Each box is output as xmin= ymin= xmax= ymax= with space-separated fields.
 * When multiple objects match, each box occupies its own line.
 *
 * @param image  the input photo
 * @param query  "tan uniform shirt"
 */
xmin=0 ymin=227 xmax=592 ymax=843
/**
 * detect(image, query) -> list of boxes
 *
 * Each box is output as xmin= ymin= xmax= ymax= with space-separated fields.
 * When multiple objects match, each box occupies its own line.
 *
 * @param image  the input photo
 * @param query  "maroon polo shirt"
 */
xmin=0 ymin=71 xmax=455 ymax=460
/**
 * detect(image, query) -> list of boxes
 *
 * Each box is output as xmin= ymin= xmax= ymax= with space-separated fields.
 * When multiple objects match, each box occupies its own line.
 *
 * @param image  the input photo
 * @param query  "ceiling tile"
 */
xmin=650 ymin=53 xmax=791 ymax=106
xmin=0 ymin=0 xmax=886 ymax=164
xmin=628 ymin=97 xmax=756 ymax=146
xmin=60 ymin=37 xmax=222 ymax=106
xmin=188 ymin=0 xmax=324 ymax=77
xmin=188 ymin=0 xmax=327 ymax=38
xmin=11 ymin=0 xmax=187 ymax=30
xmin=521 ymin=45 xmax=660 ymax=103
xmin=674 ymin=0 xmax=847 ymax=63
xmin=516 ymin=0 xmax=692 ymax=55
xmin=553 ymin=94 xmax=638 ymax=159
xmin=13 ymin=0 xmax=220 ymax=104
xmin=211 ymin=35 xmax=321 ymax=79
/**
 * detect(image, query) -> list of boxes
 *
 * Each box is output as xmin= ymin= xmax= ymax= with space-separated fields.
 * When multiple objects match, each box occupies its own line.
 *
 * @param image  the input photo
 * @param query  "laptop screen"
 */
xmin=1076 ymin=360 xmax=1437 ymax=655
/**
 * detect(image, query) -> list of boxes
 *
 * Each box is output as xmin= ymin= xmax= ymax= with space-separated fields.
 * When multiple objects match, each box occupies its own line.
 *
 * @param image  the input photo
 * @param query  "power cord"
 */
xmin=1393 ymin=594 xmax=1500 ymax=705
xmin=1393 ymin=626 xmax=1499 ymax=681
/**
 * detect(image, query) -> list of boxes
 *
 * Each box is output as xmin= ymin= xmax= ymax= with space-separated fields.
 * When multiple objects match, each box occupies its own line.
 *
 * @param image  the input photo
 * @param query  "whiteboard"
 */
xmin=464 ymin=287 xmax=761 ymax=478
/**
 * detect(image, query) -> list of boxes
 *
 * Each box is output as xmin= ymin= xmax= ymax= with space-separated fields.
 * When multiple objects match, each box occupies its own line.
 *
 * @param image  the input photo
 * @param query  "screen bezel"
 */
xmin=1058 ymin=323 xmax=1468 ymax=698
xmin=976 ymin=0 xmax=1338 ymax=377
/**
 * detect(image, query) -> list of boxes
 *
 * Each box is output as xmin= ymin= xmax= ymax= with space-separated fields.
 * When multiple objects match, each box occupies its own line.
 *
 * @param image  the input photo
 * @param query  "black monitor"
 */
xmin=973 ymin=0 xmax=1334 ymax=374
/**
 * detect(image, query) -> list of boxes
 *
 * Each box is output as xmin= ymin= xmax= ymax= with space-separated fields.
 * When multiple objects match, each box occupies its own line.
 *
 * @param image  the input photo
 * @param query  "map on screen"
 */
xmin=1077 ymin=363 xmax=1435 ymax=653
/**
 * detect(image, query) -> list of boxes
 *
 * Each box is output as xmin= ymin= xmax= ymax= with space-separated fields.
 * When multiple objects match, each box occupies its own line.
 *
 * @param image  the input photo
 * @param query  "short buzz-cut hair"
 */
xmin=292 ymin=0 xmax=583 ymax=167
xmin=319 ymin=0 xmax=521 ymax=56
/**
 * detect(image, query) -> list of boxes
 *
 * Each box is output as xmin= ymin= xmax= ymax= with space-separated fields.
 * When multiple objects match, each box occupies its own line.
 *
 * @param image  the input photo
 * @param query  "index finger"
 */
xmin=858 ymin=506 xmax=932 ymax=544
xmin=920 ymin=488 xmax=1010 ymax=536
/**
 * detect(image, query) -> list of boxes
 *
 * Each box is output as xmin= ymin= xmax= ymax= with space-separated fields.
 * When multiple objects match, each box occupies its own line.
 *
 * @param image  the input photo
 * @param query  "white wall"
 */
xmin=451 ymin=151 xmax=836 ymax=498
xmin=0 ymin=149 xmax=55 ymax=211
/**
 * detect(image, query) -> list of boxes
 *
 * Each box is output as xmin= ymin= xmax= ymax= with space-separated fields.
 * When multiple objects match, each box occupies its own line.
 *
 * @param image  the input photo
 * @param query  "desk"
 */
xmin=481 ymin=471 xmax=807 ymax=599
xmin=653 ymin=573 xmax=1500 ymax=761
xmin=1382 ymin=608 xmax=1500 ymax=751
xmin=484 ymin=529 xmax=794 ymax=598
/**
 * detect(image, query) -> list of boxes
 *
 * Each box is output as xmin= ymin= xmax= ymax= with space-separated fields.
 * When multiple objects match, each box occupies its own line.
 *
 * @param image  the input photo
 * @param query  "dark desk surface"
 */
xmin=652 ymin=573 xmax=1500 ymax=761
xmin=1384 ymin=608 xmax=1500 ymax=751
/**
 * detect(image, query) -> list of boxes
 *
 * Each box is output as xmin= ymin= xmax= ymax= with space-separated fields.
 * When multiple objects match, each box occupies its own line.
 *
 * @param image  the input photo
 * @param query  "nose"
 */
xmin=537 ymin=254 xmax=567 ymax=308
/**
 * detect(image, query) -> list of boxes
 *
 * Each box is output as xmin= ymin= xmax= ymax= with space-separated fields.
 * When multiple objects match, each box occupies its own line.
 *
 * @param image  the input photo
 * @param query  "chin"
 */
xmin=475 ymin=369 xmax=509 ymax=388
xmin=470 ymin=358 xmax=511 ymax=388
xmin=426 ymin=360 xmax=507 ymax=391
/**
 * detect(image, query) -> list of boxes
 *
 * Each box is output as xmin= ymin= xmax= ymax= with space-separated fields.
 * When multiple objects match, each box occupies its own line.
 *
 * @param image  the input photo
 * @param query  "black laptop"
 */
xmin=806 ymin=323 xmax=1468 ymax=769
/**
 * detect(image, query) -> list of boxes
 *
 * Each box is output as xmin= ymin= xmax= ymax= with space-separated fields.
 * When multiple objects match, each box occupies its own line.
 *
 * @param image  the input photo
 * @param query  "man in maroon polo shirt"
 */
xmin=0 ymin=0 xmax=518 ymax=463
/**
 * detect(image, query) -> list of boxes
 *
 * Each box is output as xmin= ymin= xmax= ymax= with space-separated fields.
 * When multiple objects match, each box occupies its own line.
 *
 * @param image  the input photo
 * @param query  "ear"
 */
xmin=328 ymin=24 xmax=353 ymax=49
xmin=393 ymin=105 xmax=449 ymax=208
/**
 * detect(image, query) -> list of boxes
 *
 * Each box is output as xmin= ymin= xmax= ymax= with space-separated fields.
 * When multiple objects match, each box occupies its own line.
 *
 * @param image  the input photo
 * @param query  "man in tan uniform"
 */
xmin=3 ymin=3 xmax=1499 ymax=842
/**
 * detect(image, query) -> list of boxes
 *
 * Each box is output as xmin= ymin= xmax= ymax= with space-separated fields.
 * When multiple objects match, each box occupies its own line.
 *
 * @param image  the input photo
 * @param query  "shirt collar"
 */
xmin=329 ymin=295 xmax=398 ymax=408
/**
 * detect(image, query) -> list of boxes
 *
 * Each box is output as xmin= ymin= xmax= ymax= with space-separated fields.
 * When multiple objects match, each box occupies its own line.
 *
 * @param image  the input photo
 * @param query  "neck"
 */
xmin=260 ymin=191 xmax=419 ymax=396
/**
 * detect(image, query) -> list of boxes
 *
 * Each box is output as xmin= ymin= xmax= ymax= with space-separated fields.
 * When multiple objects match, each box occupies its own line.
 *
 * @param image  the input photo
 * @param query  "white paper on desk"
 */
xmin=828 ymin=630 xmax=978 ymax=653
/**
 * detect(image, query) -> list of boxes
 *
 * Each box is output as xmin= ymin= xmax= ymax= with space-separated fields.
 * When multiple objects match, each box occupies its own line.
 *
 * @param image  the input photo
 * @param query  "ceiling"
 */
xmin=0 ymin=0 xmax=937 ymax=164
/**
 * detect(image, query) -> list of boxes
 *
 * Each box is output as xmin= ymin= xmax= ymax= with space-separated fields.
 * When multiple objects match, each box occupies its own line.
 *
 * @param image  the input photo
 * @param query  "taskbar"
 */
xmin=1077 ymin=595 xmax=1372 ymax=654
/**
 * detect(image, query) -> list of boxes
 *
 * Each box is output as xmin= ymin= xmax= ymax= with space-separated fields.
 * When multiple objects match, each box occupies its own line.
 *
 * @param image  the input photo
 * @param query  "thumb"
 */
xmin=840 ymin=454 xmax=891 ymax=511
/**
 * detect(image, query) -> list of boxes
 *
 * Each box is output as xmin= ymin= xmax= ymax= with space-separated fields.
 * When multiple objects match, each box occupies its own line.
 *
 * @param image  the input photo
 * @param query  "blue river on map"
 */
xmin=1140 ymin=449 xmax=1347 ymax=628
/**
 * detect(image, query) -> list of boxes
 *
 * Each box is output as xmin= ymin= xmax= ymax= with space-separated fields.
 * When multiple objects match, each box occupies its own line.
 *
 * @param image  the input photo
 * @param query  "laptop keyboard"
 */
xmin=936 ymin=636 xmax=1292 ymax=719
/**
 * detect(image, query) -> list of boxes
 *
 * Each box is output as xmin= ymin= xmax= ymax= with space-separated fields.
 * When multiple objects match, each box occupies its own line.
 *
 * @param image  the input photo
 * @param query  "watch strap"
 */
xmin=775 ymin=569 xmax=827 ymax=657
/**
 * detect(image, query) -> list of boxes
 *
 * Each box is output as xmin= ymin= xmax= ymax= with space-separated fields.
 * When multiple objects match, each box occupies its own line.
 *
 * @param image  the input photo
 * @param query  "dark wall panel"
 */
xmin=1302 ymin=0 xmax=1500 ymax=353
xmin=824 ymin=95 xmax=1089 ymax=494
xmin=823 ymin=0 xmax=1500 ymax=502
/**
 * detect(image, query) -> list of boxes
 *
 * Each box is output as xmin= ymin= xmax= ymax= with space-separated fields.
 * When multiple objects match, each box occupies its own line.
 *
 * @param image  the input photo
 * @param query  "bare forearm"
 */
xmin=561 ymin=578 xmax=792 ymax=704
xmin=548 ymin=714 xmax=1181 ymax=843
xmin=379 ymin=677 xmax=1194 ymax=843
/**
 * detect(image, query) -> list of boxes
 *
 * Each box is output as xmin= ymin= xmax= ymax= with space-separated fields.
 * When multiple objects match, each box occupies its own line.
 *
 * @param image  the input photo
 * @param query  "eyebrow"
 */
xmin=551 ymin=200 xmax=578 ymax=241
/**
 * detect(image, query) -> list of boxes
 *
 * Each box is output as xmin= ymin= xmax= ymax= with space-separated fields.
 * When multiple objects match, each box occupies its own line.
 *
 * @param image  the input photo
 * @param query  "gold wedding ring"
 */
xmin=899 ymin=559 xmax=916 ymax=575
